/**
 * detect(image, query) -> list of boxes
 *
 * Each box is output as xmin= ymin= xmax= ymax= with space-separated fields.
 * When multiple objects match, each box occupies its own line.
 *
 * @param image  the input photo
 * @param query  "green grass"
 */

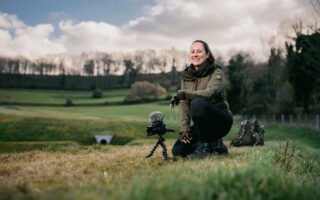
xmin=0 ymin=141 xmax=78 ymax=153
xmin=0 ymin=88 xmax=319 ymax=200
xmin=0 ymin=88 xmax=129 ymax=104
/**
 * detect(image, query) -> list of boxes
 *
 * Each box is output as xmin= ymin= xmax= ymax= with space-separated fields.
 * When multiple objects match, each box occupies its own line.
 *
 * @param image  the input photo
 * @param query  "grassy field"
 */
xmin=0 ymin=88 xmax=130 ymax=104
xmin=0 ymin=89 xmax=319 ymax=200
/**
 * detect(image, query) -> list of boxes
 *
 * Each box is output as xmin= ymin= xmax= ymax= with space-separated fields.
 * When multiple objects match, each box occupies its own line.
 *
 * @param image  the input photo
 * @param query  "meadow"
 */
xmin=0 ymin=89 xmax=319 ymax=200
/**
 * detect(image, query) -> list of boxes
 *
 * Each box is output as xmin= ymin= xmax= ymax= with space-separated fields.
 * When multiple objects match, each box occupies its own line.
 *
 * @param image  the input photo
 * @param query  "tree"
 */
xmin=7 ymin=58 xmax=20 ymax=74
xmin=0 ymin=57 xmax=6 ymax=73
xmin=101 ymin=53 xmax=114 ymax=75
xmin=20 ymin=58 xmax=29 ymax=75
xmin=145 ymin=50 xmax=161 ymax=73
xmin=227 ymin=53 xmax=253 ymax=113
xmin=59 ymin=61 xmax=66 ymax=88
xmin=122 ymin=54 xmax=143 ymax=87
xmin=122 ymin=59 xmax=140 ymax=87
xmin=44 ymin=63 xmax=56 ymax=75
xmin=265 ymin=48 xmax=286 ymax=100
xmin=170 ymin=58 xmax=177 ymax=85
xmin=286 ymin=30 xmax=320 ymax=113
xmin=83 ymin=59 xmax=95 ymax=76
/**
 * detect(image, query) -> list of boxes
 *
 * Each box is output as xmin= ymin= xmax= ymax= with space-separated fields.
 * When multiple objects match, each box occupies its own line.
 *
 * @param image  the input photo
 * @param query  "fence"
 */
xmin=239 ymin=114 xmax=320 ymax=131
xmin=168 ymin=112 xmax=319 ymax=131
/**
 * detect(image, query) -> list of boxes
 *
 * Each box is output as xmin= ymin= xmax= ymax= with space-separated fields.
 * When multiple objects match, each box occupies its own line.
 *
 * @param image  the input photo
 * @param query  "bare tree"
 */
xmin=145 ymin=50 xmax=161 ymax=73
xmin=101 ymin=53 xmax=114 ymax=75
xmin=0 ymin=57 xmax=6 ymax=74
xmin=59 ymin=61 xmax=65 ymax=76
xmin=83 ymin=59 xmax=95 ymax=76
xmin=7 ymin=58 xmax=20 ymax=74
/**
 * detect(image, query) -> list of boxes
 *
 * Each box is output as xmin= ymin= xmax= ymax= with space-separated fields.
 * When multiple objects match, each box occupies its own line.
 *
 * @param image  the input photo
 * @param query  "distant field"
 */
xmin=0 ymin=88 xmax=319 ymax=200
xmin=0 ymin=88 xmax=129 ymax=104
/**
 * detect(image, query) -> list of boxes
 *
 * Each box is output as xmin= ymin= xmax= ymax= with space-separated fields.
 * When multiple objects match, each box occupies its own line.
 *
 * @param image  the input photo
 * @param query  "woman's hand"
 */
xmin=181 ymin=138 xmax=192 ymax=144
xmin=170 ymin=103 xmax=174 ymax=109
xmin=180 ymin=132 xmax=192 ymax=144
xmin=169 ymin=96 xmax=180 ymax=109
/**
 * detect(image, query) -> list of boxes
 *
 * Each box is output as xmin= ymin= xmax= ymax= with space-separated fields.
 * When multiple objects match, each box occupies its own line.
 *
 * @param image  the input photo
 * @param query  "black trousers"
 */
xmin=172 ymin=97 xmax=233 ymax=157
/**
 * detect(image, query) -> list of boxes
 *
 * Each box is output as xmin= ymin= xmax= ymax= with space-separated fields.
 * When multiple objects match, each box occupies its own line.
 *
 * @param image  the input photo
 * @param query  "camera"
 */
xmin=145 ymin=111 xmax=174 ymax=160
xmin=147 ymin=111 xmax=174 ymax=136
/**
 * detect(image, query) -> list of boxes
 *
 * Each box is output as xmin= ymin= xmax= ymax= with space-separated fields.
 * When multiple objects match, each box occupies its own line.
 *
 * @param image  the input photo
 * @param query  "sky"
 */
xmin=0 ymin=0 xmax=315 ymax=61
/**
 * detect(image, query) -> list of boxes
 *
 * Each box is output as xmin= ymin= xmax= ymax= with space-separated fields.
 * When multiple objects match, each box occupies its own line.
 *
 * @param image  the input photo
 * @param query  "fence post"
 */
xmin=289 ymin=114 xmax=293 ymax=126
xmin=273 ymin=114 xmax=276 ymax=124
xmin=262 ymin=115 xmax=266 ymax=124
xmin=281 ymin=114 xmax=284 ymax=126
xmin=316 ymin=114 xmax=319 ymax=130
xmin=297 ymin=114 xmax=301 ymax=126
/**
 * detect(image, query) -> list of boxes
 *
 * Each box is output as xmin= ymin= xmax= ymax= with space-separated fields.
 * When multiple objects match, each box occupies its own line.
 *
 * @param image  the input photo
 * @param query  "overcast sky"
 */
xmin=0 ymin=0 xmax=314 ymax=61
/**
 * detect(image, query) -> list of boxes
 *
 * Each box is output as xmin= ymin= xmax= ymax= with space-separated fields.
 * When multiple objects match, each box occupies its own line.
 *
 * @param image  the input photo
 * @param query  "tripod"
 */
xmin=145 ymin=135 xmax=168 ymax=160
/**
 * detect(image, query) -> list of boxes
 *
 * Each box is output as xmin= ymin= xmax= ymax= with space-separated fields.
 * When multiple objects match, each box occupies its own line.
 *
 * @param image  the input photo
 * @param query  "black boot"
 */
xmin=187 ymin=143 xmax=211 ymax=159
xmin=210 ymin=138 xmax=228 ymax=155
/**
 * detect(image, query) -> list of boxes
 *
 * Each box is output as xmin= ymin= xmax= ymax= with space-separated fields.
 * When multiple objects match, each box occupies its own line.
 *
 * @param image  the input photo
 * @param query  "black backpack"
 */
xmin=230 ymin=119 xmax=264 ymax=146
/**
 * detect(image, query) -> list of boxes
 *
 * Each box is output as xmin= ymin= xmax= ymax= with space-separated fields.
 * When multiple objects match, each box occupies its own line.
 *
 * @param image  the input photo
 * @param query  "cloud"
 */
xmin=0 ymin=0 xmax=314 ymax=60
xmin=0 ymin=12 xmax=25 ymax=28
xmin=58 ymin=20 xmax=122 ymax=54
xmin=124 ymin=0 xmax=311 ymax=57
xmin=0 ymin=13 xmax=65 ymax=58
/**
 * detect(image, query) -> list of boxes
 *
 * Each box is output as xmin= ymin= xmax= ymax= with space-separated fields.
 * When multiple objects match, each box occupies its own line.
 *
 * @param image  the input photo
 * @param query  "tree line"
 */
xmin=226 ymin=26 xmax=319 ymax=115
xmin=0 ymin=49 xmax=188 ymax=76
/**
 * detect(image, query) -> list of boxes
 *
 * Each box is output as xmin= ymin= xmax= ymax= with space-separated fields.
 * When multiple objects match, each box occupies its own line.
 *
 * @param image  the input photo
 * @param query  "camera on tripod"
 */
xmin=145 ymin=111 xmax=174 ymax=160
xmin=147 ymin=111 xmax=174 ymax=136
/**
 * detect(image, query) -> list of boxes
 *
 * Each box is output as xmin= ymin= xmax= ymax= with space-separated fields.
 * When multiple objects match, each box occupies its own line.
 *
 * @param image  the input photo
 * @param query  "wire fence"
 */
xmin=168 ymin=111 xmax=319 ymax=131
xmin=238 ymin=114 xmax=320 ymax=131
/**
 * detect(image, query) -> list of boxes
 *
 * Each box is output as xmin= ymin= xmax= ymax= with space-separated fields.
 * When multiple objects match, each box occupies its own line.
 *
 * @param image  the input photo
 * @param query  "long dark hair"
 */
xmin=192 ymin=40 xmax=216 ymax=64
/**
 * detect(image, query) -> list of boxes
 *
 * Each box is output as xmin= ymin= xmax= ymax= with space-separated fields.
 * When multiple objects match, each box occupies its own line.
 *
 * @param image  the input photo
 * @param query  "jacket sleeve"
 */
xmin=178 ymin=68 xmax=224 ymax=100
xmin=179 ymin=100 xmax=191 ymax=134
xmin=178 ymin=79 xmax=191 ymax=135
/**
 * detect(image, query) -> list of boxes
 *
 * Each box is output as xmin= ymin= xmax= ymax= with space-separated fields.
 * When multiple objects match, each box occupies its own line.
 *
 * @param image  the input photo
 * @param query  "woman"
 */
xmin=170 ymin=40 xmax=233 ymax=159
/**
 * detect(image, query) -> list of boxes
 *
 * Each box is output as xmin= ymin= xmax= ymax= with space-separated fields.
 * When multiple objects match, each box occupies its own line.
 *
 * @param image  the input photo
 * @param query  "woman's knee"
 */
xmin=172 ymin=139 xmax=194 ymax=157
xmin=172 ymin=145 xmax=181 ymax=156
xmin=190 ymin=97 xmax=209 ymax=117
xmin=172 ymin=139 xmax=183 ymax=156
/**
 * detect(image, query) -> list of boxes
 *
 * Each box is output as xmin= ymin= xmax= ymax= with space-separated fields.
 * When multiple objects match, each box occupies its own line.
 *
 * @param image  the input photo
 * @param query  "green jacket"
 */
xmin=176 ymin=64 xmax=232 ymax=136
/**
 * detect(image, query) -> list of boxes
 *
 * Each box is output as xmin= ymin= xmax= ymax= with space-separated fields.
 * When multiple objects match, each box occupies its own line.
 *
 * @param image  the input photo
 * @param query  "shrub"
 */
xmin=124 ymin=81 xmax=167 ymax=103
xmin=65 ymin=99 xmax=74 ymax=106
xmin=92 ymin=88 xmax=104 ymax=98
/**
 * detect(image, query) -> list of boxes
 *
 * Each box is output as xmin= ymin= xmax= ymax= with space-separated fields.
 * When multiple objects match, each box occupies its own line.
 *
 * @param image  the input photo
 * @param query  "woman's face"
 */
xmin=190 ymin=42 xmax=209 ymax=67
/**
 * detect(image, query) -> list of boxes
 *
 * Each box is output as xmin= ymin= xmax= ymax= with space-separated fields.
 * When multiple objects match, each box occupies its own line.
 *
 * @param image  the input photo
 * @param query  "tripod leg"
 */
xmin=160 ymin=142 xmax=168 ymax=160
xmin=145 ymin=143 xmax=159 ymax=158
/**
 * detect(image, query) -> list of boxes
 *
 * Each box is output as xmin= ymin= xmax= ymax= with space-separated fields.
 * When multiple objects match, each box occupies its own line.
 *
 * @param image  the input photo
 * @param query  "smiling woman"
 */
xmin=170 ymin=40 xmax=233 ymax=159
